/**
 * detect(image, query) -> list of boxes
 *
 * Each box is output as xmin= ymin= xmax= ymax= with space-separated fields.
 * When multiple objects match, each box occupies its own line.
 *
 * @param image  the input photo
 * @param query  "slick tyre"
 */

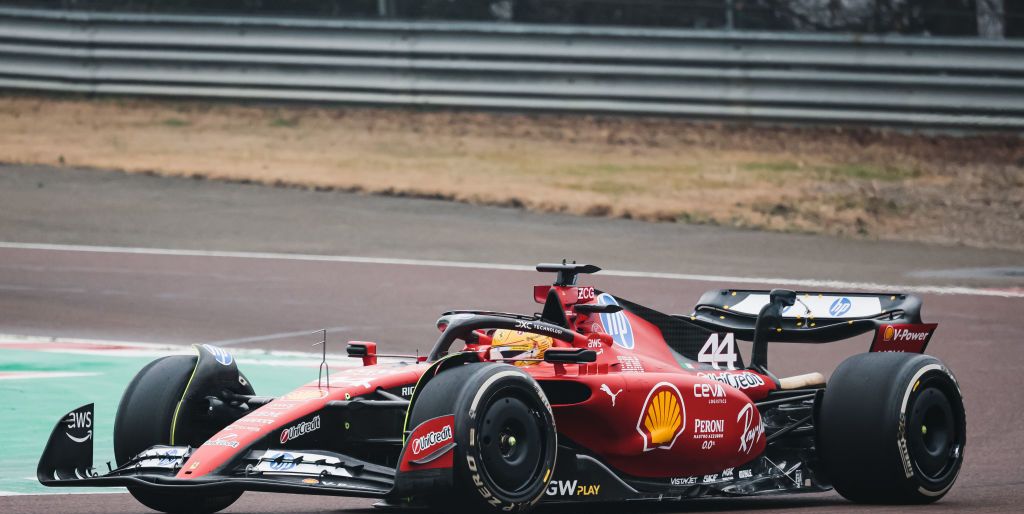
xmin=113 ymin=355 xmax=198 ymax=464
xmin=409 ymin=363 xmax=557 ymax=513
xmin=114 ymin=355 xmax=249 ymax=514
xmin=126 ymin=488 xmax=241 ymax=514
xmin=818 ymin=352 xmax=965 ymax=504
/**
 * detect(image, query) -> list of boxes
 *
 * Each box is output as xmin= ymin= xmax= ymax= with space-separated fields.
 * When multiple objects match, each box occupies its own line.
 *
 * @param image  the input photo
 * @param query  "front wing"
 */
xmin=38 ymin=404 xmax=394 ymax=498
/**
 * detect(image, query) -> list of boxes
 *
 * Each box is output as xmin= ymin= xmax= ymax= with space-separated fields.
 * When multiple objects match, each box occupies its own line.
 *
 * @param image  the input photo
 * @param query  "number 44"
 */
xmin=698 ymin=333 xmax=737 ymax=370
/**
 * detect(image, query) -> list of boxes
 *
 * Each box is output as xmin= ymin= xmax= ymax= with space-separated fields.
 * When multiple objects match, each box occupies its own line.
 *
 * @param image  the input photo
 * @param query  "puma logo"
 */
xmin=600 ymin=384 xmax=622 ymax=406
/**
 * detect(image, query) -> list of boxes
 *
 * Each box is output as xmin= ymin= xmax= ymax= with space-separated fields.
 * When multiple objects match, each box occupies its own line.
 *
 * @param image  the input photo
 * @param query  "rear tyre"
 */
xmin=818 ymin=352 xmax=965 ymax=504
xmin=408 ymin=363 xmax=557 ymax=513
xmin=114 ymin=354 xmax=249 ymax=514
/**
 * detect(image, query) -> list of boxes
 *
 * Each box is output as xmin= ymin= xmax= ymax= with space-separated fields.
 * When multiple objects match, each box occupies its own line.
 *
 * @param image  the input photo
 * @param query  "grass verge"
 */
xmin=1 ymin=94 xmax=1021 ymax=250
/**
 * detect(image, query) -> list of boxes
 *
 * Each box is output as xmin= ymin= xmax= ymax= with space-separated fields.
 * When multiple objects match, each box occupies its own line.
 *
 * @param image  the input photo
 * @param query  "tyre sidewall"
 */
xmin=457 ymin=365 xmax=556 ymax=511
xmin=819 ymin=352 xmax=965 ymax=503
xmin=413 ymin=363 xmax=555 ymax=513
xmin=128 ymin=487 xmax=241 ymax=514
xmin=894 ymin=362 xmax=966 ymax=499
xmin=113 ymin=355 xmax=197 ymax=464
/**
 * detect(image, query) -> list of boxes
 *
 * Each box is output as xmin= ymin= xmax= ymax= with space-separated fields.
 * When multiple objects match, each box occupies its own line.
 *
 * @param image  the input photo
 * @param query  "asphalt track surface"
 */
xmin=1 ymin=164 xmax=1023 ymax=513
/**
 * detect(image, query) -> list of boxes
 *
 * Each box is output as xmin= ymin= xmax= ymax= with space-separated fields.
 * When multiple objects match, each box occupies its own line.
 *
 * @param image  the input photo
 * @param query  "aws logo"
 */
xmin=637 ymin=382 xmax=685 ymax=452
xmin=597 ymin=293 xmax=634 ymax=349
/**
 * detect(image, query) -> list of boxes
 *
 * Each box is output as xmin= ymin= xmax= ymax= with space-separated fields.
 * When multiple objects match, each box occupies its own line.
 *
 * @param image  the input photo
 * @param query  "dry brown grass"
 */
xmin=2 ymin=94 xmax=1022 ymax=249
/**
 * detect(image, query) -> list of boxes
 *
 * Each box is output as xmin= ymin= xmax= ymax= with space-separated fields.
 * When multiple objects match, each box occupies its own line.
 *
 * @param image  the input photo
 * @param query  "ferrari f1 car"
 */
xmin=39 ymin=263 xmax=965 ymax=513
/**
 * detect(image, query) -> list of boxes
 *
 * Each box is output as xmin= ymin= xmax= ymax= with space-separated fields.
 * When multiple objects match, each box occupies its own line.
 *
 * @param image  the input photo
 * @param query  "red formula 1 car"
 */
xmin=38 ymin=263 xmax=966 ymax=513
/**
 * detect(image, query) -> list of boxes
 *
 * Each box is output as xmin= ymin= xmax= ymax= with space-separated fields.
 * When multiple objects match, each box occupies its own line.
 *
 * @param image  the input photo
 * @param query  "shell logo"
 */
xmin=636 ymin=382 xmax=685 ymax=452
xmin=883 ymin=325 xmax=896 ymax=342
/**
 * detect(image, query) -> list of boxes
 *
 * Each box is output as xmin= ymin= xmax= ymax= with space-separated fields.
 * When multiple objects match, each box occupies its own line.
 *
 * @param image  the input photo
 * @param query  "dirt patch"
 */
xmin=1 ymin=94 xmax=1022 ymax=250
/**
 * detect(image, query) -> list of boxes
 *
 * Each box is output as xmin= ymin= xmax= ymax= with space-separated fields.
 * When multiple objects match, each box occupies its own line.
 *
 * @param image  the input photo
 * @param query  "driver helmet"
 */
xmin=489 ymin=329 xmax=553 ymax=366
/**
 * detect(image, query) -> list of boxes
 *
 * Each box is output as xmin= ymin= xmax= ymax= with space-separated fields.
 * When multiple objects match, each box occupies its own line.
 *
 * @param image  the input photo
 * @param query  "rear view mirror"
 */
xmin=347 ymin=341 xmax=378 ymax=366
xmin=574 ymin=303 xmax=623 ymax=314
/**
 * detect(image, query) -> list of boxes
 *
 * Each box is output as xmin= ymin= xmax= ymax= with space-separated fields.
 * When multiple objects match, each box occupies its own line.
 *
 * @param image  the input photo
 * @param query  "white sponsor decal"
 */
xmin=238 ymin=417 xmax=276 ymax=425
xmin=545 ymin=480 xmax=600 ymax=496
xmin=616 ymin=355 xmax=644 ymax=373
xmin=899 ymin=413 xmax=913 ymax=477
xmin=410 ymin=425 xmax=453 ymax=456
xmin=698 ymin=333 xmax=737 ymax=370
xmin=577 ymin=287 xmax=595 ymax=301
xmin=224 ymin=424 xmax=262 ymax=432
xmin=64 ymin=410 xmax=93 ymax=443
xmin=693 ymin=382 xmax=727 ymax=404
xmin=737 ymin=404 xmax=765 ymax=455
xmin=266 ymin=401 xmax=302 ymax=410
xmin=693 ymin=418 xmax=725 ymax=440
xmin=513 ymin=320 xmax=563 ymax=336
xmin=600 ymin=384 xmax=622 ymax=407
xmin=329 ymin=366 xmax=406 ymax=389
xmin=204 ymin=433 xmax=240 ymax=448
xmin=670 ymin=476 xmax=698 ymax=486
xmin=698 ymin=371 xmax=766 ymax=390
xmin=730 ymin=294 xmax=882 ymax=318
xmin=885 ymin=326 xmax=930 ymax=342
xmin=280 ymin=415 xmax=321 ymax=444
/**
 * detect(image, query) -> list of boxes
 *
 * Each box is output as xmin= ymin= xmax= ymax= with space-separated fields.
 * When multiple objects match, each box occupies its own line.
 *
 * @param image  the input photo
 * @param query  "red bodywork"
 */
xmin=179 ymin=282 xmax=773 ymax=481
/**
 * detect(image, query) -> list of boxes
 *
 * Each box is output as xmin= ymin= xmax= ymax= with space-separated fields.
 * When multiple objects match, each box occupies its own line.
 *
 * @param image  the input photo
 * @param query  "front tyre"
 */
xmin=409 ymin=363 xmax=557 ymax=513
xmin=114 ymin=350 xmax=252 ymax=514
xmin=127 ymin=488 xmax=241 ymax=514
xmin=818 ymin=353 xmax=966 ymax=504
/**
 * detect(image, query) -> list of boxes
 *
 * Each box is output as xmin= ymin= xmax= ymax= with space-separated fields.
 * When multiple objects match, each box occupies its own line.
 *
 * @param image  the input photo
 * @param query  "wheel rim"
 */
xmin=478 ymin=393 xmax=545 ymax=495
xmin=908 ymin=377 xmax=963 ymax=482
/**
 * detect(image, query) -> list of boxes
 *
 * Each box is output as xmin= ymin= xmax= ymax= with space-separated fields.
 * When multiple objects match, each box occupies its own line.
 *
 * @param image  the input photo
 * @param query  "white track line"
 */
xmin=0 ymin=333 xmax=368 ymax=367
xmin=0 ymin=490 xmax=125 ymax=496
xmin=0 ymin=371 xmax=100 ymax=380
xmin=0 ymin=241 xmax=1020 ymax=298
xmin=204 ymin=326 xmax=353 ymax=347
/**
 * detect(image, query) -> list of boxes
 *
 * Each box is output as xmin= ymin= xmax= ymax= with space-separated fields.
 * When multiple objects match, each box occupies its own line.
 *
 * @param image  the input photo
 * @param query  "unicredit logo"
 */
xmin=280 ymin=415 xmax=321 ymax=444
xmin=411 ymin=425 xmax=452 ymax=455
xmin=883 ymin=325 xmax=929 ymax=342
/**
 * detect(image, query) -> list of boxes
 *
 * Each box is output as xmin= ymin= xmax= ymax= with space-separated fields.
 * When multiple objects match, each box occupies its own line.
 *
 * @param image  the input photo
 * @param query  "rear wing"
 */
xmin=686 ymin=289 xmax=936 ymax=355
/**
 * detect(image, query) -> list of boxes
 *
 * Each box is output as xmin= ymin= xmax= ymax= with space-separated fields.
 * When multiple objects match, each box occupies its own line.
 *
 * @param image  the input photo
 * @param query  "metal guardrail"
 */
xmin=1 ymin=6 xmax=1023 ymax=128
